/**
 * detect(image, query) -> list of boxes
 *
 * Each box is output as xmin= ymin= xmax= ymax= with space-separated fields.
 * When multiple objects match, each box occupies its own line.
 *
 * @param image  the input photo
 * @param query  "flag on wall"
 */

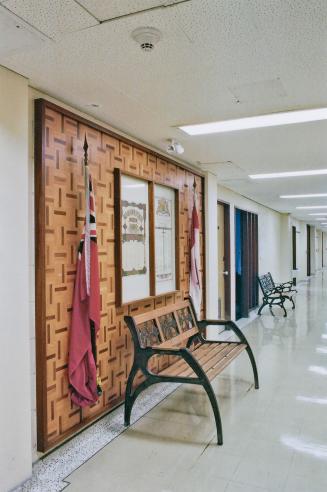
xmin=68 ymin=138 xmax=101 ymax=407
xmin=189 ymin=180 xmax=202 ymax=317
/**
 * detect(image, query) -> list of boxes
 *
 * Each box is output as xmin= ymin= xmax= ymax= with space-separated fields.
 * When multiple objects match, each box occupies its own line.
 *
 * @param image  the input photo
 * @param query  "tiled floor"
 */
xmin=64 ymin=273 xmax=326 ymax=491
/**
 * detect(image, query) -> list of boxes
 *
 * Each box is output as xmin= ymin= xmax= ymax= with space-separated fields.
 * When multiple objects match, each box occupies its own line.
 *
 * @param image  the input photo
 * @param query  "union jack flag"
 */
xmin=68 ymin=137 xmax=101 ymax=407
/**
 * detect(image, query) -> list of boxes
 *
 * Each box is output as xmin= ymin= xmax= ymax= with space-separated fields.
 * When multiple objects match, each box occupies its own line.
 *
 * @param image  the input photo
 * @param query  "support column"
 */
xmin=204 ymin=172 xmax=218 ymax=320
xmin=279 ymin=213 xmax=292 ymax=281
xmin=0 ymin=66 xmax=31 ymax=490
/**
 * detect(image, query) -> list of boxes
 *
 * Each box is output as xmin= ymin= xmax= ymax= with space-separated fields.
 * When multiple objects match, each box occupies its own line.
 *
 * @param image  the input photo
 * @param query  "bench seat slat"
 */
xmin=205 ymin=344 xmax=247 ymax=381
xmin=157 ymin=342 xmax=228 ymax=377
xmin=158 ymin=342 xmax=247 ymax=381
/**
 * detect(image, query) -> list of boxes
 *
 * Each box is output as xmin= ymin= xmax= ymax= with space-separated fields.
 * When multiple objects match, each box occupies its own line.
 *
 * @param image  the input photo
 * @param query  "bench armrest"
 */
xmin=198 ymin=319 xmax=249 ymax=345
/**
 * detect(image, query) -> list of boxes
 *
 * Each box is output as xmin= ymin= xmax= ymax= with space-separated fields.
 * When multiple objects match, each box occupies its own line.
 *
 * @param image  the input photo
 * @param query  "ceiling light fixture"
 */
xmin=250 ymin=169 xmax=327 ymax=180
xmin=297 ymin=205 xmax=327 ymax=210
xmin=178 ymin=107 xmax=327 ymax=136
xmin=280 ymin=193 xmax=327 ymax=199
xmin=308 ymin=213 xmax=327 ymax=216
xmin=315 ymin=218 xmax=327 ymax=220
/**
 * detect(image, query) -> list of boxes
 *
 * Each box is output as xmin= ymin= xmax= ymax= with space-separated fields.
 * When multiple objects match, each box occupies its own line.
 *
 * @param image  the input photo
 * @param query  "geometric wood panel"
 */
xmin=35 ymin=98 xmax=205 ymax=452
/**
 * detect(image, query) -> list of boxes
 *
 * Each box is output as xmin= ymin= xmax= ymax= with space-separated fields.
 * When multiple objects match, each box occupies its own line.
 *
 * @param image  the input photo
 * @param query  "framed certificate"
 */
xmin=115 ymin=170 xmax=150 ymax=305
xmin=154 ymin=184 xmax=178 ymax=295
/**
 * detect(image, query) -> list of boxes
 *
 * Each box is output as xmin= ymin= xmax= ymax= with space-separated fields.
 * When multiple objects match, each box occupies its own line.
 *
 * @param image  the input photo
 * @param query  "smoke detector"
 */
xmin=131 ymin=27 xmax=162 ymax=52
xmin=166 ymin=139 xmax=184 ymax=155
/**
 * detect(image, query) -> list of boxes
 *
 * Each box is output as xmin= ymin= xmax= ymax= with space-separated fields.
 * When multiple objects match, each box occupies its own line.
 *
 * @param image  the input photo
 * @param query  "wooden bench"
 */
xmin=258 ymin=272 xmax=296 ymax=317
xmin=124 ymin=299 xmax=259 ymax=445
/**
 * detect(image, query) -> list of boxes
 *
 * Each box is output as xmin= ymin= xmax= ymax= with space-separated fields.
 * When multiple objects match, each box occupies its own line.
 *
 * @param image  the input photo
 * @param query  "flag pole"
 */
xmin=83 ymin=135 xmax=88 ymax=167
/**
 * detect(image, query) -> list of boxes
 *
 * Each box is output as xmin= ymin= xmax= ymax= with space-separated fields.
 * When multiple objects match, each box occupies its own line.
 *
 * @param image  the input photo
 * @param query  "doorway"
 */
xmin=217 ymin=201 xmax=231 ymax=319
xmin=235 ymin=208 xmax=259 ymax=320
xmin=292 ymin=226 xmax=297 ymax=285
xmin=307 ymin=224 xmax=311 ymax=276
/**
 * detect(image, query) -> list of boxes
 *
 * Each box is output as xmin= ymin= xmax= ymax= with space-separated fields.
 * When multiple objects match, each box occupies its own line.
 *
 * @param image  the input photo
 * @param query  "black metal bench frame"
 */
xmin=258 ymin=272 xmax=296 ymax=317
xmin=124 ymin=298 xmax=259 ymax=446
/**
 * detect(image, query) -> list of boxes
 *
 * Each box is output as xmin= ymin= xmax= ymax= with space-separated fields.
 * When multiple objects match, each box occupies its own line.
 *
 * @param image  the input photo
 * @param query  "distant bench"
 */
xmin=258 ymin=272 xmax=297 ymax=317
xmin=124 ymin=299 xmax=259 ymax=445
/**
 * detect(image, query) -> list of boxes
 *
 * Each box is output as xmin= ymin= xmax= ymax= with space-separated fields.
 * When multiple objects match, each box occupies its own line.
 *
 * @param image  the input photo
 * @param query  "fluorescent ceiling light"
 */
xmin=309 ymin=213 xmax=327 ymax=216
xmin=297 ymin=205 xmax=327 ymax=209
xmin=315 ymin=218 xmax=327 ymax=220
xmin=179 ymin=107 xmax=327 ymax=136
xmin=250 ymin=169 xmax=327 ymax=180
xmin=281 ymin=193 xmax=327 ymax=199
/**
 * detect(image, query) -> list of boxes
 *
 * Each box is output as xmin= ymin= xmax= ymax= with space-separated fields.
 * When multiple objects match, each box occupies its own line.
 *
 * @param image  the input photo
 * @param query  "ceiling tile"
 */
xmin=2 ymin=0 xmax=96 ymax=39
xmin=78 ymin=0 xmax=184 ymax=21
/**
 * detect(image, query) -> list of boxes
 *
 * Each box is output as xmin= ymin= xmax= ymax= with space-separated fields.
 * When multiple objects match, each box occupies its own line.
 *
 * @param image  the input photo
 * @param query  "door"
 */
xmin=217 ymin=202 xmax=231 ymax=319
xmin=307 ymin=224 xmax=311 ymax=276
xmin=235 ymin=208 xmax=258 ymax=320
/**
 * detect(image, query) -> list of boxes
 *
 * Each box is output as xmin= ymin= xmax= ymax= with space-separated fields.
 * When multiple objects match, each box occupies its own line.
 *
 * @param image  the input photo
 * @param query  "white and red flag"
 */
xmin=68 ymin=138 xmax=101 ymax=407
xmin=189 ymin=182 xmax=202 ymax=317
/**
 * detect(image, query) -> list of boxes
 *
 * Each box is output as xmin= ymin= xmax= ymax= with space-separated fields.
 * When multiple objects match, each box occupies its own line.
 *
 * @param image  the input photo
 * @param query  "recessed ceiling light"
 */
xmin=179 ymin=107 xmax=327 ymax=136
xmin=250 ymin=169 xmax=327 ymax=180
xmin=280 ymin=193 xmax=327 ymax=198
xmin=297 ymin=205 xmax=327 ymax=209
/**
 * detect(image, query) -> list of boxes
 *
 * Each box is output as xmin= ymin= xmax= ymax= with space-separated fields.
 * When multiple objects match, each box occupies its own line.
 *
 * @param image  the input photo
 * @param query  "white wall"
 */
xmin=0 ymin=66 xmax=31 ymax=491
xmin=217 ymin=185 xmax=285 ymax=320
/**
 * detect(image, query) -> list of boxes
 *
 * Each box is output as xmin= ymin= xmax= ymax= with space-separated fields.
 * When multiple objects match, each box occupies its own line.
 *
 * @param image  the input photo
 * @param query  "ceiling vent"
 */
xmin=131 ymin=27 xmax=162 ymax=52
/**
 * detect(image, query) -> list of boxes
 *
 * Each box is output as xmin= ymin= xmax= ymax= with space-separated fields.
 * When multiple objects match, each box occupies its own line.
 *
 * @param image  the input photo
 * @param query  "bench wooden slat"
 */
xmin=206 ymin=344 xmax=247 ymax=381
xmin=158 ymin=342 xmax=247 ymax=381
xmin=200 ymin=343 xmax=239 ymax=373
xmin=133 ymin=300 xmax=191 ymax=325
xmin=158 ymin=342 xmax=224 ymax=377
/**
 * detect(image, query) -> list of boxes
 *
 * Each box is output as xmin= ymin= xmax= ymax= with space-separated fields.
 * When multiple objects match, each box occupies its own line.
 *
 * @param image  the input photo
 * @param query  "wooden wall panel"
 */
xmin=35 ymin=99 xmax=205 ymax=451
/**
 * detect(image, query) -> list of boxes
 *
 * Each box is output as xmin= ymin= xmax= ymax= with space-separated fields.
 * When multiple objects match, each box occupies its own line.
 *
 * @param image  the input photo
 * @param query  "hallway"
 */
xmin=60 ymin=273 xmax=327 ymax=492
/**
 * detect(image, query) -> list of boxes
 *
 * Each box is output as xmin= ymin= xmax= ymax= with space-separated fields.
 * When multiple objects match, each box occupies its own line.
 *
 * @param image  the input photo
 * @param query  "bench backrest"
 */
xmin=258 ymin=273 xmax=274 ymax=294
xmin=125 ymin=300 xmax=199 ymax=349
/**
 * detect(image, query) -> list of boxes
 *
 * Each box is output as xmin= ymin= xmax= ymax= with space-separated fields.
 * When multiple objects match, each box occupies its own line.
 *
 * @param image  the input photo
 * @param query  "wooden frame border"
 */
xmin=35 ymin=99 xmax=47 ymax=452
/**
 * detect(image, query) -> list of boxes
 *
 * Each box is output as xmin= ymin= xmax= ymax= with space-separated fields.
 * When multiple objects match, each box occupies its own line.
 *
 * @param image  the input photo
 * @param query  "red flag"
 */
xmin=189 ymin=184 xmax=201 ymax=317
xmin=68 ymin=150 xmax=101 ymax=407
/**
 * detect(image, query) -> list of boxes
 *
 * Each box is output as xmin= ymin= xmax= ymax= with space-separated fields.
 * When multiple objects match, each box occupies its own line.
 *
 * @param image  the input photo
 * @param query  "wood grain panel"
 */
xmin=35 ymin=98 xmax=205 ymax=451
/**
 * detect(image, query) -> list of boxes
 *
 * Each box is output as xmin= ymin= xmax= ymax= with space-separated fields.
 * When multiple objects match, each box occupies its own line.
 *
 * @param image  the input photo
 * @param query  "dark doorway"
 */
xmin=307 ymin=224 xmax=311 ymax=276
xmin=292 ymin=226 xmax=297 ymax=285
xmin=217 ymin=201 xmax=231 ymax=319
xmin=235 ymin=208 xmax=259 ymax=320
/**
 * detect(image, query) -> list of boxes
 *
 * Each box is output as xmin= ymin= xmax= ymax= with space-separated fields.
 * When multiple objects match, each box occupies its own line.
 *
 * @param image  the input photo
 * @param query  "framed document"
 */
xmin=115 ymin=171 xmax=150 ymax=305
xmin=154 ymin=184 xmax=176 ymax=295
